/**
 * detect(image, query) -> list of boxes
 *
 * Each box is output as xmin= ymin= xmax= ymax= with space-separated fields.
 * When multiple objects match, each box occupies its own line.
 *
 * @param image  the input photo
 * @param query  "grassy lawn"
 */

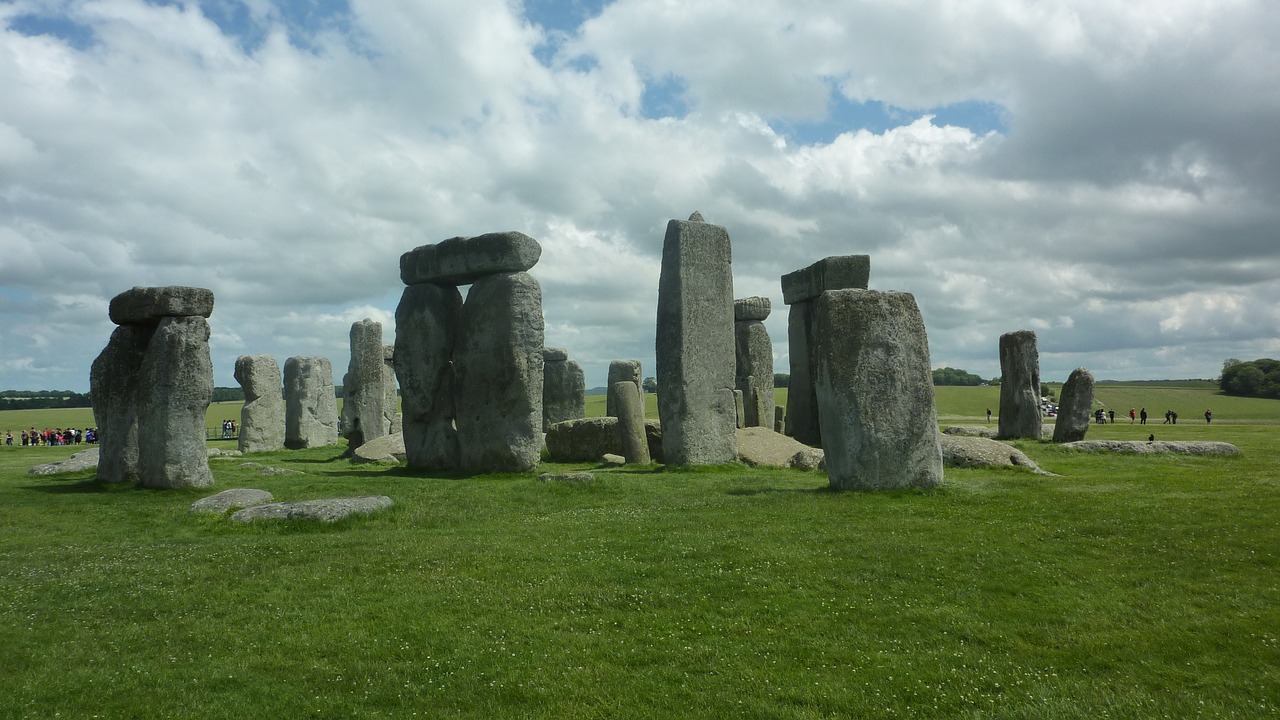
xmin=1 ymin=385 xmax=1278 ymax=718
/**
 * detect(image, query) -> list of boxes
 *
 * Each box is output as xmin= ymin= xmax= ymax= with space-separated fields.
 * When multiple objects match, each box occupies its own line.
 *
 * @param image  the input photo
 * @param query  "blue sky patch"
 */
xmin=777 ymin=87 xmax=1008 ymax=144
xmin=7 ymin=14 xmax=96 ymax=50
xmin=640 ymin=74 xmax=690 ymax=120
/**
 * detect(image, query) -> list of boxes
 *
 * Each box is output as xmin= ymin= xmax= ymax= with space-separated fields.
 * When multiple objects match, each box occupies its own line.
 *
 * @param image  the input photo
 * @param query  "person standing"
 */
xmin=5 ymin=431 xmax=11 ymax=446
xmin=1108 ymin=409 xmax=1115 ymax=424
xmin=1205 ymin=409 xmax=1212 ymax=424
xmin=1140 ymin=407 xmax=1148 ymax=425
xmin=1129 ymin=408 xmax=1136 ymax=423
xmin=986 ymin=408 xmax=992 ymax=424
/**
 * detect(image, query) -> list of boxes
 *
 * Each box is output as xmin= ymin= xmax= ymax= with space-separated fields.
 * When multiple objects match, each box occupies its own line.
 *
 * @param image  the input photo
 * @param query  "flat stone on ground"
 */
xmin=537 ymin=471 xmax=596 ymax=484
xmin=190 ymin=488 xmax=274 ymax=514
xmin=940 ymin=435 xmax=1050 ymax=474
xmin=352 ymin=432 xmax=407 ymax=464
xmin=400 ymin=231 xmax=542 ymax=286
xmin=109 ymin=286 xmax=215 ymax=325
xmin=230 ymin=496 xmax=394 ymax=523
xmin=1062 ymin=440 xmax=1239 ymax=455
xmin=735 ymin=427 xmax=823 ymax=469
xmin=942 ymin=425 xmax=1000 ymax=438
xmin=29 ymin=447 xmax=100 ymax=475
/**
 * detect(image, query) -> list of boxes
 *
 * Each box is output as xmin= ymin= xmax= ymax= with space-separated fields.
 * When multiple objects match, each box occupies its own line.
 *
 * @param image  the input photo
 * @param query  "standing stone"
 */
xmin=774 ymin=406 xmax=785 ymax=434
xmin=90 ymin=324 xmax=153 ymax=483
xmin=454 ymin=272 xmax=544 ymax=472
xmin=606 ymin=360 xmax=643 ymax=418
xmin=394 ymin=283 xmax=462 ymax=470
xmin=813 ymin=289 xmax=942 ymax=490
xmin=734 ymin=296 xmax=775 ymax=429
xmin=781 ymin=256 xmax=870 ymax=448
xmin=283 ymin=356 xmax=339 ymax=449
xmin=383 ymin=345 xmax=402 ymax=436
xmin=655 ymin=216 xmax=737 ymax=465
xmin=341 ymin=319 xmax=389 ymax=449
xmin=543 ymin=348 xmax=586 ymax=430
xmin=1052 ymin=367 xmax=1095 ymax=443
xmin=998 ymin=330 xmax=1042 ymax=440
xmin=611 ymin=381 xmax=651 ymax=464
xmin=136 ymin=316 xmax=214 ymax=489
xmin=234 ymin=355 xmax=285 ymax=454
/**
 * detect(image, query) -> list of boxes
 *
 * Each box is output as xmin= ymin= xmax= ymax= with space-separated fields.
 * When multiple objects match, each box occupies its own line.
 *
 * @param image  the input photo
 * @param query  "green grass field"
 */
xmin=2 ymin=384 xmax=1278 ymax=718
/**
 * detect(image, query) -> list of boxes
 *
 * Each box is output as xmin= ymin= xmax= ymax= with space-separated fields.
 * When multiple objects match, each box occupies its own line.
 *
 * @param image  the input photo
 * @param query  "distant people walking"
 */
xmin=1108 ymin=409 xmax=1115 ymax=424
xmin=1171 ymin=411 xmax=1178 ymax=425
xmin=1205 ymin=409 xmax=1212 ymax=424
xmin=1095 ymin=408 xmax=1106 ymax=424
xmin=1163 ymin=410 xmax=1172 ymax=424
xmin=986 ymin=408 xmax=992 ymax=424
xmin=1129 ymin=408 xmax=1136 ymax=423
xmin=1140 ymin=408 xmax=1148 ymax=425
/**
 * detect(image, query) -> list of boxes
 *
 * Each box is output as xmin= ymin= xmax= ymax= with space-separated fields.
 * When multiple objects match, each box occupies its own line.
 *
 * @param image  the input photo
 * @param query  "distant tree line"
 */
xmin=0 ymin=390 xmax=92 ymax=410
xmin=1220 ymin=358 xmax=1280 ymax=399
xmin=931 ymin=367 xmax=986 ymax=386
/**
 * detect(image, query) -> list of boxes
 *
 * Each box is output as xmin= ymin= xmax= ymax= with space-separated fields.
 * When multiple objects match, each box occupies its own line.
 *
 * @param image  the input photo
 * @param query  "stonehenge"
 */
xmin=235 ymin=354 xmax=285 ymax=454
xmin=781 ymin=255 xmax=870 ymax=447
xmin=91 ymin=286 xmax=215 ymax=488
xmin=605 ymin=360 xmax=643 ymax=418
xmin=284 ymin=356 xmax=339 ymax=449
xmin=542 ymin=347 xmax=586 ymax=430
xmin=340 ymin=319 xmax=395 ymax=449
xmin=1052 ymin=367 xmax=1095 ymax=443
xmin=733 ymin=296 xmax=775 ymax=429
xmin=611 ymin=381 xmax=651 ymax=464
xmin=998 ymin=330 xmax=1042 ymax=440
xmin=655 ymin=213 xmax=738 ymax=466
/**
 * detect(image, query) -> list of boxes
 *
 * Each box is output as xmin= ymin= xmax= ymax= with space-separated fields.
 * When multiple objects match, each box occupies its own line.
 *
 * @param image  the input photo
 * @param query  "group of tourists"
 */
xmin=220 ymin=419 xmax=238 ymax=439
xmin=6 ymin=428 xmax=98 ymax=446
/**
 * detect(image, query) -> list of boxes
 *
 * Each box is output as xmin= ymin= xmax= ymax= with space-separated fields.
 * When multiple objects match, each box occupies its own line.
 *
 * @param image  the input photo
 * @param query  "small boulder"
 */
xmin=940 ymin=434 xmax=1050 ymax=474
xmin=735 ymin=427 xmax=823 ymax=469
xmin=190 ymin=488 xmax=274 ymax=514
xmin=352 ymin=432 xmax=407 ymax=464
xmin=29 ymin=447 xmax=100 ymax=475
xmin=230 ymin=495 xmax=394 ymax=523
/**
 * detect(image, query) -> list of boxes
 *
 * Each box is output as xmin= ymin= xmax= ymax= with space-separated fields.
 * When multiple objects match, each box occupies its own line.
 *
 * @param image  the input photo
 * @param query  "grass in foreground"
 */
xmin=2 ymin=422 xmax=1278 ymax=719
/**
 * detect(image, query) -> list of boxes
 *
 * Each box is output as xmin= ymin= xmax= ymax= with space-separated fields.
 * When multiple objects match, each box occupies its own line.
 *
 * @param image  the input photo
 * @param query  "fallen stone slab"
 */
xmin=400 ymin=231 xmax=543 ymax=286
xmin=1061 ymin=440 xmax=1239 ymax=456
xmin=940 ymin=435 xmax=1050 ymax=474
xmin=230 ymin=495 xmax=394 ymax=523
xmin=208 ymin=448 xmax=243 ymax=458
xmin=109 ymin=285 xmax=215 ymax=325
xmin=942 ymin=426 xmax=999 ymax=438
xmin=190 ymin=488 xmax=274 ymax=514
xmin=545 ymin=417 xmax=663 ymax=463
xmin=28 ymin=447 xmax=100 ymax=475
xmin=237 ymin=462 xmax=303 ymax=476
xmin=352 ymin=432 xmax=407 ymax=464
xmin=735 ymin=427 xmax=823 ymax=470
xmin=537 ymin=471 xmax=595 ymax=484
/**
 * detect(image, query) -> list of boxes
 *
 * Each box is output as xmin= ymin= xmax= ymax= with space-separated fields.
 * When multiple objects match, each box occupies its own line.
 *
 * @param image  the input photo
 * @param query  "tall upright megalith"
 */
xmin=235 ymin=354 xmax=285 ymax=454
xmin=734 ymin=296 xmax=775 ymax=429
xmin=998 ymin=330 xmax=1042 ymax=440
xmin=340 ymin=319 xmax=390 ymax=449
xmin=606 ymin=360 xmax=643 ymax=418
xmin=781 ymin=255 xmax=870 ymax=447
xmin=542 ymin=347 xmax=585 ymax=430
xmin=284 ymin=356 xmax=339 ymax=449
xmin=93 ymin=286 xmax=215 ymax=488
xmin=1052 ymin=367 xmax=1095 ymax=443
xmin=813 ymin=289 xmax=942 ymax=490
xmin=655 ymin=213 xmax=737 ymax=465
xmin=397 ymin=231 xmax=545 ymax=473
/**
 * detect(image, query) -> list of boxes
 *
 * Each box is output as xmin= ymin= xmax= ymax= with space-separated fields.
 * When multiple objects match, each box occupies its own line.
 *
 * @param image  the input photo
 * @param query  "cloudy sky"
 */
xmin=2 ymin=0 xmax=1278 ymax=394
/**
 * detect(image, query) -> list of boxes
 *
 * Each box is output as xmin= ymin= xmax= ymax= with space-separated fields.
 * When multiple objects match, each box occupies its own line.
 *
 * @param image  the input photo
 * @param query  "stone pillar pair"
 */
xmin=236 ymin=354 xmax=339 ymax=452
xmin=90 ymin=286 xmax=215 ymax=489
xmin=396 ymin=232 xmax=545 ymax=473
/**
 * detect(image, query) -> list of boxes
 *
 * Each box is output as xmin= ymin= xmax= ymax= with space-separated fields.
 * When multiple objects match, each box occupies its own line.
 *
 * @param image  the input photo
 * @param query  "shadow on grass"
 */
xmin=21 ymin=478 xmax=115 ymax=494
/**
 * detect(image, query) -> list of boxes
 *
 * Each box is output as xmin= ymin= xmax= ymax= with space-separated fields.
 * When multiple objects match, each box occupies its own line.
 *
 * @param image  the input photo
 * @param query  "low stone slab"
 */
xmin=28 ymin=447 xmax=100 ymax=475
xmin=400 ymin=231 xmax=542 ymax=286
xmin=352 ymin=432 xmax=407 ymax=464
xmin=537 ymin=471 xmax=595 ymax=484
xmin=230 ymin=496 xmax=394 ymax=523
xmin=734 ymin=296 xmax=771 ymax=321
xmin=109 ymin=286 xmax=215 ymax=325
xmin=1061 ymin=440 xmax=1239 ymax=455
xmin=190 ymin=488 xmax=274 ymax=514
xmin=940 ymin=435 xmax=1049 ymax=474
xmin=237 ymin=462 xmax=303 ymax=476
xmin=735 ymin=427 xmax=823 ymax=469
xmin=208 ymin=448 xmax=243 ymax=458
xmin=542 ymin=347 xmax=568 ymax=362
xmin=781 ymin=255 xmax=870 ymax=305
xmin=544 ymin=417 xmax=663 ymax=463
xmin=942 ymin=426 xmax=999 ymax=438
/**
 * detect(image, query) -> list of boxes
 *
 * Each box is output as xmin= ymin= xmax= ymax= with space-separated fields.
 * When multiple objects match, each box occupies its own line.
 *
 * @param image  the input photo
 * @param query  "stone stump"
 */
xmin=341 ymin=319 xmax=389 ymax=449
xmin=393 ymin=282 xmax=462 ymax=470
xmin=734 ymin=296 xmax=775 ymax=429
xmin=454 ymin=272 xmax=545 ymax=472
xmin=90 ymin=324 xmax=153 ymax=483
xmin=235 ymin=354 xmax=285 ymax=453
xmin=611 ymin=381 xmax=651 ymax=464
xmin=606 ymin=360 xmax=643 ymax=418
xmin=781 ymin=255 xmax=870 ymax=447
xmin=813 ymin=289 xmax=941 ymax=490
xmin=655 ymin=213 xmax=737 ymax=465
xmin=1052 ymin=367 xmax=1095 ymax=443
xmin=284 ymin=356 xmax=339 ymax=449
xmin=543 ymin=348 xmax=585 ymax=430
xmin=998 ymin=330 xmax=1041 ymax=440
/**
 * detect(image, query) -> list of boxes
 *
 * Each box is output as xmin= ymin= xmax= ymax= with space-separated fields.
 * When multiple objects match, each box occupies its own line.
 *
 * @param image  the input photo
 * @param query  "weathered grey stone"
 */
xmin=940 ymin=434 xmax=1049 ymax=474
xmin=29 ymin=448 xmax=100 ymax=475
xmin=600 ymin=453 xmax=626 ymax=466
xmin=400 ymin=232 xmax=542 ymax=286
xmin=545 ymin=417 xmax=664 ymax=463
xmin=735 ymin=427 xmax=824 ymax=469
xmin=735 ymin=318 xmax=775 ymax=429
xmin=734 ymin=296 xmax=771 ymax=322
xmin=230 ymin=496 xmax=394 ymax=523
xmin=612 ymin=381 xmax=651 ymax=464
xmin=734 ymin=389 xmax=746 ymax=428
xmin=341 ymin=319 xmax=390 ymax=448
xmin=283 ymin=356 xmax=339 ymax=449
xmin=942 ymin=425 xmax=999 ymax=439
xmin=543 ymin=356 xmax=585 ymax=431
xmin=394 ymin=283 xmax=462 ymax=470
xmin=774 ymin=406 xmax=785 ymax=434
xmin=237 ymin=462 xmax=303 ymax=476
xmin=1052 ymin=367 xmax=1095 ymax=443
xmin=538 ymin=471 xmax=596 ymax=484
xmin=655 ymin=217 xmax=738 ymax=465
xmin=235 ymin=354 xmax=285 ymax=454
xmin=605 ymin=360 xmax=643 ymax=417
xmin=688 ymin=211 xmax=705 ymax=222
xmin=136 ymin=316 xmax=214 ymax=489
xmin=455 ymin=272 xmax=544 ymax=472
xmin=541 ymin=347 xmax=569 ymax=362
xmin=784 ymin=300 xmax=821 ymax=446
xmin=383 ymin=345 xmax=401 ymax=436
xmin=781 ymin=255 xmax=870 ymax=305
xmin=90 ymin=324 xmax=152 ymax=483
xmin=352 ymin=432 xmax=407 ymax=464
xmin=813 ymin=290 xmax=942 ymax=490
xmin=108 ymin=286 xmax=215 ymax=325
xmin=207 ymin=448 xmax=243 ymax=458
xmin=1062 ymin=440 xmax=1239 ymax=455
xmin=998 ymin=330 xmax=1041 ymax=440
xmin=189 ymin=488 xmax=274 ymax=514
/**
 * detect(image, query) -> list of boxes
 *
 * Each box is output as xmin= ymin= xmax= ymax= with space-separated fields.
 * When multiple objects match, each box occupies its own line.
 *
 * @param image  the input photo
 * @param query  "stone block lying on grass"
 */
xmin=230 ymin=496 xmax=394 ymax=523
xmin=942 ymin=425 xmax=999 ymax=439
xmin=190 ymin=488 xmax=274 ymax=514
xmin=28 ymin=448 xmax=100 ymax=475
xmin=735 ymin=427 xmax=823 ymax=469
xmin=940 ymin=435 xmax=1051 ymax=474
xmin=353 ymin=432 xmax=407 ymax=464
xmin=237 ymin=462 xmax=303 ymax=476
xmin=544 ymin=417 xmax=663 ymax=463
xmin=1061 ymin=440 xmax=1239 ymax=455
xmin=537 ymin=472 xmax=595 ymax=484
